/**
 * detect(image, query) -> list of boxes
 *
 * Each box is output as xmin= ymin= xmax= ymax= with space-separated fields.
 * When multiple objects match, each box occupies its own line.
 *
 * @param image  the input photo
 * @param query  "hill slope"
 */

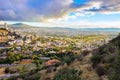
xmin=91 ymin=33 xmax=120 ymax=80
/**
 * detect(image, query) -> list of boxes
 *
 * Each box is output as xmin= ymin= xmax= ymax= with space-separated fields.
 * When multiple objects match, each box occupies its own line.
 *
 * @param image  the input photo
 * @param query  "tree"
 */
xmin=5 ymin=67 xmax=9 ymax=73
xmin=91 ymin=55 xmax=102 ymax=67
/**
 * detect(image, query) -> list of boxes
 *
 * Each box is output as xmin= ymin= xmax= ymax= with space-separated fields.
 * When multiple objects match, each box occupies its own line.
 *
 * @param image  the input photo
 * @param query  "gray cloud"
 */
xmin=87 ymin=0 xmax=120 ymax=13
xmin=0 ymin=0 xmax=120 ymax=21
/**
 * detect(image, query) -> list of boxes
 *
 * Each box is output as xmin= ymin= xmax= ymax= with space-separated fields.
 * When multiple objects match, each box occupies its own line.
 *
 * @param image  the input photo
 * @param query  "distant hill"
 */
xmin=8 ymin=23 xmax=120 ymax=36
xmin=9 ymin=23 xmax=32 ymax=28
xmin=12 ymin=23 xmax=24 ymax=25
xmin=80 ymin=28 xmax=120 ymax=32
xmin=9 ymin=22 xmax=120 ymax=31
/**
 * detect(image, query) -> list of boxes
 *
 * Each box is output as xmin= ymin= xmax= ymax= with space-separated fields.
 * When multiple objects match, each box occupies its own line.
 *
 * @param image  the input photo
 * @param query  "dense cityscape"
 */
xmin=0 ymin=23 xmax=113 ymax=80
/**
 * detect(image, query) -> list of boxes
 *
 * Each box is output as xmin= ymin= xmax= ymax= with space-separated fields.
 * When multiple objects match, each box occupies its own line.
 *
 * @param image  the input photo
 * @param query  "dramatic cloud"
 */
xmin=0 ymin=0 xmax=75 ymax=21
xmin=0 ymin=0 xmax=120 ymax=21
xmin=88 ymin=0 xmax=120 ymax=14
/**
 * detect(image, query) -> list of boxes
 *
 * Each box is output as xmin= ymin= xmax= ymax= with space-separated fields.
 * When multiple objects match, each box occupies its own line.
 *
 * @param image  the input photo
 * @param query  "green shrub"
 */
xmin=95 ymin=66 xmax=106 ymax=76
xmin=53 ymin=68 xmax=82 ymax=80
xmin=108 ymin=54 xmax=120 ymax=80
xmin=91 ymin=55 xmax=102 ymax=67
xmin=5 ymin=67 xmax=9 ymax=73
xmin=24 ymin=73 xmax=40 ymax=80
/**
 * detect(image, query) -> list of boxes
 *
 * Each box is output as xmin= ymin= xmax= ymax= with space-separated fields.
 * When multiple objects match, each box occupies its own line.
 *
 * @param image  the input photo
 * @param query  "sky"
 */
xmin=0 ymin=0 xmax=120 ymax=28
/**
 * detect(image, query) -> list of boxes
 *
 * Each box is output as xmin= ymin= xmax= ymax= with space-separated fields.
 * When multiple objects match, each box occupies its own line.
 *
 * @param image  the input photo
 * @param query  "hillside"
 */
xmin=9 ymin=23 xmax=32 ymax=29
xmin=91 ymin=33 xmax=120 ymax=80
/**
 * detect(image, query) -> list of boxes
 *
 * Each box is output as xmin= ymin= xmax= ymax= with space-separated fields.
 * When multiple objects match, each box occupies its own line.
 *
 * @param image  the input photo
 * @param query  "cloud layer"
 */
xmin=0 ymin=0 xmax=120 ymax=21
xmin=88 ymin=0 xmax=120 ymax=14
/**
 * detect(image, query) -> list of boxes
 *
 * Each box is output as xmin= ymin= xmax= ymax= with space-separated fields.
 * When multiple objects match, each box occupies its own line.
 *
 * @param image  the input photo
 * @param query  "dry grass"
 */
xmin=68 ymin=53 xmax=99 ymax=80
xmin=0 ymin=67 xmax=5 ymax=76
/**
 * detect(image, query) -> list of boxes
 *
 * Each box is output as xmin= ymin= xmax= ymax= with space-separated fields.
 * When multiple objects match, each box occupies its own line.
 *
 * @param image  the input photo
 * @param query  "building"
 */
xmin=0 ymin=23 xmax=9 ymax=42
xmin=4 ymin=23 xmax=8 ymax=30
xmin=0 ymin=29 xmax=8 ymax=42
xmin=0 ymin=22 xmax=8 ymax=30
xmin=44 ymin=59 xmax=61 ymax=66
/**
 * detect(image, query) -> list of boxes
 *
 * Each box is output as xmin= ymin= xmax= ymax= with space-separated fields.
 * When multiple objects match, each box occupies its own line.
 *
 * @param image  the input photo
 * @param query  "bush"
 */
xmin=95 ymin=66 xmax=106 ymax=76
xmin=24 ymin=73 xmax=40 ymax=80
xmin=53 ymin=68 xmax=82 ymax=80
xmin=8 ymin=76 xmax=17 ymax=80
xmin=91 ymin=55 xmax=102 ymax=67
xmin=5 ymin=67 xmax=9 ymax=73
xmin=108 ymin=54 xmax=120 ymax=80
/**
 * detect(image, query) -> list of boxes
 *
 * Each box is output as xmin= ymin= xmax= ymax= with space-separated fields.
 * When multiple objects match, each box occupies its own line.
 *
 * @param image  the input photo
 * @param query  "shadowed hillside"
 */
xmin=91 ymin=33 xmax=120 ymax=80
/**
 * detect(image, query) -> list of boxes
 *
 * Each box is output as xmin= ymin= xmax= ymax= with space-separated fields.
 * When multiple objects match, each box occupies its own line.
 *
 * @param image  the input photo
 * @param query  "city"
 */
xmin=0 ymin=0 xmax=120 ymax=80
xmin=0 ymin=23 xmax=114 ymax=80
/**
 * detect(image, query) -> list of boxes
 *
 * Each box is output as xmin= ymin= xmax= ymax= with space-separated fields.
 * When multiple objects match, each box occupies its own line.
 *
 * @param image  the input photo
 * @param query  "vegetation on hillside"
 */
xmin=53 ymin=68 xmax=82 ymax=80
xmin=91 ymin=34 xmax=120 ymax=80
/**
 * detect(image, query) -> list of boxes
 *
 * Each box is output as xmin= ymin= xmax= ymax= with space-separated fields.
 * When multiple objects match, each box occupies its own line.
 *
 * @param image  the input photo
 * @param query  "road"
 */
xmin=0 ymin=74 xmax=19 ymax=79
xmin=0 ymin=47 xmax=11 ymax=49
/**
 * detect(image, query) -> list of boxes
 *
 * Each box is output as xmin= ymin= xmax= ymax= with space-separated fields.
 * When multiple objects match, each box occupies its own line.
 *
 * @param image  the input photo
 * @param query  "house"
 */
xmin=0 ymin=23 xmax=9 ymax=41
xmin=8 ymin=40 xmax=15 ymax=45
xmin=35 ymin=41 xmax=41 ymax=46
xmin=24 ymin=38 xmax=31 ymax=44
xmin=48 ymin=50 xmax=56 ymax=54
xmin=44 ymin=59 xmax=61 ymax=66
xmin=19 ymin=59 xmax=32 ymax=64
xmin=8 ymin=39 xmax=24 ymax=46
xmin=15 ymin=39 xmax=24 ymax=46
xmin=13 ymin=59 xmax=32 ymax=64
xmin=0 ymin=29 xmax=8 ymax=42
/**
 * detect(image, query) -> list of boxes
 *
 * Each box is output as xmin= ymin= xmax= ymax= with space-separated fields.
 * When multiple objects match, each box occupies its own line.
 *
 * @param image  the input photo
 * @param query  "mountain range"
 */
xmin=9 ymin=23 xmax=120 ymax=36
